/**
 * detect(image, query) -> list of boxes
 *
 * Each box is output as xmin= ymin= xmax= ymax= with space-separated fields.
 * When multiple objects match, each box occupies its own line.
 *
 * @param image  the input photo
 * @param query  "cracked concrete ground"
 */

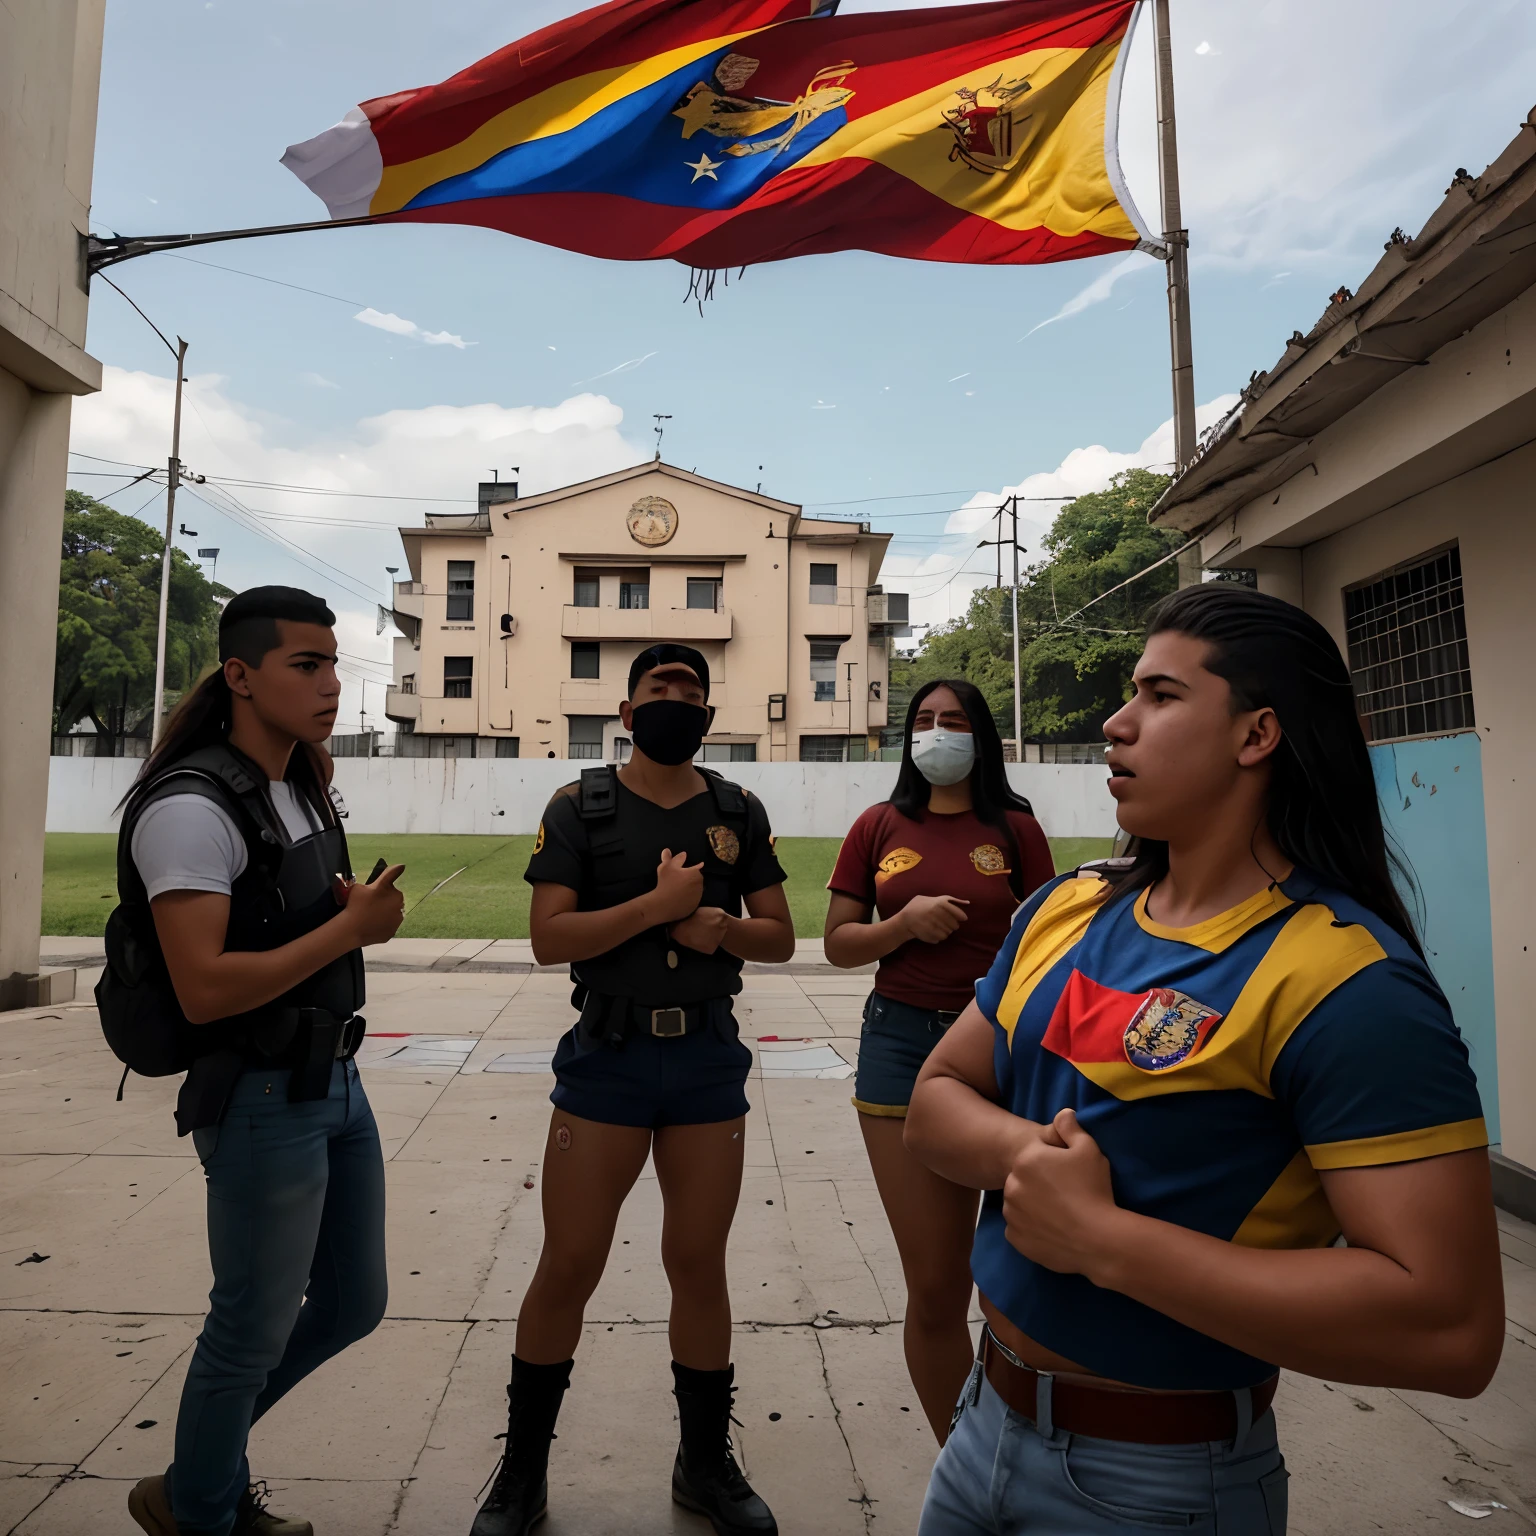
xmin=3 ymin=965 xmax=1534 ymax=1534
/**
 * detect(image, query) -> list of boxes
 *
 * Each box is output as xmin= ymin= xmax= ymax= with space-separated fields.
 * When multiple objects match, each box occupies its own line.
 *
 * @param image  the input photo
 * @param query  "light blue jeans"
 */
xmin=168 ymin=1060 xmax=388 ymax=1536
xmin=918 ymin=1365 xmax=1288 ymax=1534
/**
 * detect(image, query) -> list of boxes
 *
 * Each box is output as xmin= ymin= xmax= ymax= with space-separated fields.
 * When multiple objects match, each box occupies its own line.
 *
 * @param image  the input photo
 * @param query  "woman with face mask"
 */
xmin=823 ymin=678 xmax=1054 ymax=1442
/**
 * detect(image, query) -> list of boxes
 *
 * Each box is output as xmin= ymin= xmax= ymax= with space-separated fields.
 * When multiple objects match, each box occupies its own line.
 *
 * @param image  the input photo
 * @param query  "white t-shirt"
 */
xmin=131 ymin=781 xmax=323 ymax=900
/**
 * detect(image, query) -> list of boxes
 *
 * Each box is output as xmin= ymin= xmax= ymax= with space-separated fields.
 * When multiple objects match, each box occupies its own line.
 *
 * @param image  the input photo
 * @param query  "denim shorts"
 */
xmin=852 ymin=990 xmax=959 ymax=1117
xmin=550 ymin=1009 xmax=753 ymax=1129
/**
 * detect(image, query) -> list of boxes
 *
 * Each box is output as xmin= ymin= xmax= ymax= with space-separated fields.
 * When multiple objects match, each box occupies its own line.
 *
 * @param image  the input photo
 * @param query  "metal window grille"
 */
xmin=799 ymin=735 xmax=846 ymax=762
xmin=1344 ymin=545 xmax=1475 ymax=743
xmin=568 ymin=715 xmax=605 ymax=759
xmin=573 ymin=572 xmax=600 ymax=607
xmin=619 ymin=581 xmax=650 ymax=610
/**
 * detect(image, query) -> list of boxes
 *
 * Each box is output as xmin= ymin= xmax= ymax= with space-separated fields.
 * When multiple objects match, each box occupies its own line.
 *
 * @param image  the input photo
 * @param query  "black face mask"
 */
xmin=628 ymin=699 xmax=710 ymax=766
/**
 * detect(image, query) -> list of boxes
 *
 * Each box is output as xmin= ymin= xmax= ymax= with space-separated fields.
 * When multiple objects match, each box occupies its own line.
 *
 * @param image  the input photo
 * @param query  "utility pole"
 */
xmin=151 ymin=338 xmax=189 ymax=746
xmin=1009 ymin=496 xmax=1022 ymax=759
xmin=1152 ymin=0 xmax=1201 ymax=589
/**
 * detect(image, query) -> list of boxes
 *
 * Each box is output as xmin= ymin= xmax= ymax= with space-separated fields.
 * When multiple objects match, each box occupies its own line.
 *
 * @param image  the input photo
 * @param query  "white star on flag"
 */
xmin=685 ymin=152 xmax=723 ymax=183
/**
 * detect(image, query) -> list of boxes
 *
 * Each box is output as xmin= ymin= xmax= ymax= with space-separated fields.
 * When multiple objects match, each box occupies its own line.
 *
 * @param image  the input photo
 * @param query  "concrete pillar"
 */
xmin=0 ymin=379 xmax=73 ymax=1007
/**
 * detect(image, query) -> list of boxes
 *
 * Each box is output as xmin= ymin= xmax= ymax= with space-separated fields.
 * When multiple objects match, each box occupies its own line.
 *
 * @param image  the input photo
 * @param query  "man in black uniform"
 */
xmin=470 ymin=645 xmax=795 ymax=1536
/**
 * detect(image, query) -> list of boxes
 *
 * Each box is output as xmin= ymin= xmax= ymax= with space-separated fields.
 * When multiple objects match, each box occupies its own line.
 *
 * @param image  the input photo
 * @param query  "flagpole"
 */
xmin=83 ymin=216 xmax=382 ymax=278
xmin=1151 ymin=0 xmax=1200 ymax=587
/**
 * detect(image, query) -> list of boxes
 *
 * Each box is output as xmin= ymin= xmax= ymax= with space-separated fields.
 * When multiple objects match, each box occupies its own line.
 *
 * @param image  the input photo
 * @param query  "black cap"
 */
xmin=628 ymin=643 xmax=710 ymax=700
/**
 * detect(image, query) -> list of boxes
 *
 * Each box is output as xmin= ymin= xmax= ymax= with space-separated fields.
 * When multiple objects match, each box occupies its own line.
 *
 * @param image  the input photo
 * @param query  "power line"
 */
xmin=166 ymin=252 xmax=367 ymax=307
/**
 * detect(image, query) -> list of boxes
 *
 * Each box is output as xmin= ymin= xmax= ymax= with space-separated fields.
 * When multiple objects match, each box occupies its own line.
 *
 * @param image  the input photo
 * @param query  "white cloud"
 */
xmin=69 ymin=366 xmax=643 ymax=733
xmin=879 ymin=393 xmax=1240 ymax=637
xmin=353 ymin=307 xmax=472 ymax=349
xmin=1022 ymin=252 xmax=1152 ymax=339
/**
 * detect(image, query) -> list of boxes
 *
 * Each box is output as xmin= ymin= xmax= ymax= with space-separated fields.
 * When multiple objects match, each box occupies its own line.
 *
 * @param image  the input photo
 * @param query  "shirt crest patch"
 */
xmin=707 ymin=824 xmax=740 ymax=865
xmin=969 ymin=843 xmax=1009 ymax=876
xmin=534 ymin=822 xmax=545 ymax=855
xmin=875 ymin=846 xmax=922 ymax=884
xmin=1123 ymin=988 xmax=1223 ymax=1072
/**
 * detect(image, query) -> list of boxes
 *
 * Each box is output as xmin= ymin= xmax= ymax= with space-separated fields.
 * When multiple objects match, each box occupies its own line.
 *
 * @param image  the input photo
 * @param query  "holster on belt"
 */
xmin=282 ymin=1008 xmax=367 ymax=1101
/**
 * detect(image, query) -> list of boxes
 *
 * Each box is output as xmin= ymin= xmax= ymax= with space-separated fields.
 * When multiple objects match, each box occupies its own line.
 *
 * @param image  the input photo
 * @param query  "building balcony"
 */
xmin=560 ymin=605 xmax=733 ymax=642
xmin=559 ymin=678 xmax=624 ymax=714
xmin=385 ymin=688 xmax=420 ymax=724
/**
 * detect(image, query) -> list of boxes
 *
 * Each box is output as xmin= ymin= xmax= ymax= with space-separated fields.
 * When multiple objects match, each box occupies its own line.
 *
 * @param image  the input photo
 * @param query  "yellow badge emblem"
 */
xmin=875 ymin=847 xmax=922 ymax=884
xmin=707 ymin=825 xmax=740 ymax=865
xmin=534 ymin=822 xmax=545 ymax=855
xmin=969 ymin=844 xmax=1010 ymax=876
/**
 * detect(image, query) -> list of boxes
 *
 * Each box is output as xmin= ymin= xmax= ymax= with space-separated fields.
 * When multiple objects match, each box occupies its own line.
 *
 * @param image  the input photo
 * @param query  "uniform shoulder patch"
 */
xmin=534 ymin=822 xmax=546 ymax=855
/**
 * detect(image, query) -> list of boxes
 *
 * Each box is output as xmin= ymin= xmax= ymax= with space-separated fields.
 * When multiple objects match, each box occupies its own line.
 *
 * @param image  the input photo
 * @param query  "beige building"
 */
xmin=1 ymin=1 xmax=106 ymax=1008
xmin=1152 ymin=108 xmax=1536 ymax=1199
xmin=385 ymin=461 xmax=905 ymax=763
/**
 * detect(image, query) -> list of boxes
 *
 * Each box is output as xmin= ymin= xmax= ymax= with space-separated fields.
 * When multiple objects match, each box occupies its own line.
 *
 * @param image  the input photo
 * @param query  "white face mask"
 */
xmin=910 ymin=727 xmax=976 ymax=787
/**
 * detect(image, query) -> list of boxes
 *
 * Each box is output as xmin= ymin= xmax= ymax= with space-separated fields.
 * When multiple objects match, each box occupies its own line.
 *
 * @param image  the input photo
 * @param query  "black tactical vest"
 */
xmin=96 ymin=742 xmax=365 ymax=1128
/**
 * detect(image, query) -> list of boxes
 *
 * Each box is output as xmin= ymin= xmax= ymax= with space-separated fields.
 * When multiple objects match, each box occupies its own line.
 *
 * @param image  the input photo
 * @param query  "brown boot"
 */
xmin=235 ymin=1481 xmax=313 ymax=1536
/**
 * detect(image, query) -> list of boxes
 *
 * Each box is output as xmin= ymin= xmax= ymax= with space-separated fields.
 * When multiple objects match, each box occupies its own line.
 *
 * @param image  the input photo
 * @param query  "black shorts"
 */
xmin=550 ymin=1009 xmax=753 ymax=1129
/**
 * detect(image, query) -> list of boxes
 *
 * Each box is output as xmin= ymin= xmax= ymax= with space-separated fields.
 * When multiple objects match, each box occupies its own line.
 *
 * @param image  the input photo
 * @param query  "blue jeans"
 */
xmin=168 ymin=1060 xmax=388 ymax=1536
xmin=919 ymin=1366 xmax=1289 ymax=1534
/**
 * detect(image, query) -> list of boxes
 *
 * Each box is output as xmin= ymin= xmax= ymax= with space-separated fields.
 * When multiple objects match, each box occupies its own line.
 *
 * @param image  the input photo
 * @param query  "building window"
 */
xmin=446 ymin=560 xmax=475 ymax=621
xmin=401 ymin=673 xmax=416 ymax=695
xmin=568 ymin=715 xmax=605 ymax=759
xmin=444 ymin=656 xmax=473 ymax=699
xmin=1344 ymin=544 xmax=1475 ymax=743
xmin=809 ymin=563 xmax=838 ymax=604
xmin=810 ymin=639 xmax=840 ymax=702
xmin=619 ymin=579 xmax=650 ymax=610
xmin=702 ymin=743 xmax=757 ymax=762
xmin=799 ymin=735 xmax=846 ymax=762
xmin=573 ymin=570 xmax=600 ymax=608
xmin=570 ymin=641 xmax=600 ymax=679
xmin=687 ymin=577 xmax=721 ymax=611
xmin=493 ymin=737 xmax=520 ymax=758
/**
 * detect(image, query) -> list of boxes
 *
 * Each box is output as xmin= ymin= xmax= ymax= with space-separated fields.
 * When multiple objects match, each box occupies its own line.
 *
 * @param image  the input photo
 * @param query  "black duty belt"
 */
xmin=579 ymin=992 xmax=732 ymax=1043
xmin=266 ymin=1008 xmax=366 ymax=1100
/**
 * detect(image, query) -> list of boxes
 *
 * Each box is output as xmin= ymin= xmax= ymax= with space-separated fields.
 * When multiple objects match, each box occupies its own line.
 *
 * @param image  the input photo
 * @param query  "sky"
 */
xmin=69 ymin=0 xmax=1536 ymax=731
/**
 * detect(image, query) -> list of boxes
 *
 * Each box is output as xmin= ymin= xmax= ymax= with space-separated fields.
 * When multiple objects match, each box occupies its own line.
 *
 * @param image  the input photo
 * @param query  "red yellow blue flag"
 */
xmin=282 ymin=0 xmax=1157 ymax=269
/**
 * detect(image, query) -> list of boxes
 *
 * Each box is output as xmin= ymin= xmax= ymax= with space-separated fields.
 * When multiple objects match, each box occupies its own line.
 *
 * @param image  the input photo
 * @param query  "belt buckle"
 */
xmin=650 ymin=1007 xmax=687 ymax=1038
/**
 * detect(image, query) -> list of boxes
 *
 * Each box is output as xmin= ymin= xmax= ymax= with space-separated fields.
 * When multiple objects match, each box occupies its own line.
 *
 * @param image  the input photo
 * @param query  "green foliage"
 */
xmin=907 ymin=468 xmax=1180 ymax=742
xmin=55 ymin=491 xmax=227 ymax=751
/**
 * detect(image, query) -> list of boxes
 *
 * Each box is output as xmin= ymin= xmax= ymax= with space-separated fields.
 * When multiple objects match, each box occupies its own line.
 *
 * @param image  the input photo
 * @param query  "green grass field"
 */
xmin=43 ymin=832 xmax=1113 ymax=939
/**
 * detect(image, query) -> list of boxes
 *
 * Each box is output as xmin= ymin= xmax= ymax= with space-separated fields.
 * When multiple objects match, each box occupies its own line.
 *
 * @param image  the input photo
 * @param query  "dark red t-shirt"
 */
xmin=827 ymin=803 xmax=1055 ymax=1011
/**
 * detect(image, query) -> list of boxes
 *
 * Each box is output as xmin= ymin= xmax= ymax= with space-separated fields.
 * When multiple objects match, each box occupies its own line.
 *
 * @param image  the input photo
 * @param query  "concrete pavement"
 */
xmin=3 ymin=965 xmax=1534 ymax=1534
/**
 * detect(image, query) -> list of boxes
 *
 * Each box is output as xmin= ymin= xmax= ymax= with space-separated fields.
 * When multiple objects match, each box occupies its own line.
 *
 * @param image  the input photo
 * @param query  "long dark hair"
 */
xmin=890 ymin=678 xmax=1036 ymax=892
xmin=1106 ymin=585 xmax=1422 ymax=953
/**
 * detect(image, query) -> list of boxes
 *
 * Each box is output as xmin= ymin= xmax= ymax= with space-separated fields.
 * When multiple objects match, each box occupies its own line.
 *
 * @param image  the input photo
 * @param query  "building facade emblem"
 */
xmin=627 ymin=495 xmax=679 ymax=547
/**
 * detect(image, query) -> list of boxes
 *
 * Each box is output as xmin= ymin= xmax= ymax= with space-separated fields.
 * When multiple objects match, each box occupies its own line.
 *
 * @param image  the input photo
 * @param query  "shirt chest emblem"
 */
xmin=875 ymin=846 xmax=922 ymax=884
xmin=707 ymin=825 xmax=740 ymax=865
xmin=970 ymin=843 xmax=1009 ymax=876
xmin=1123 ymin=988 xmax=1223 ymax=1072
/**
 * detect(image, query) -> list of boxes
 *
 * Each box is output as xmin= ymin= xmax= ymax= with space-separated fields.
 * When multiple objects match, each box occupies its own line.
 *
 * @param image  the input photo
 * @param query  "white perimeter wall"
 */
xmin=47 ymin=757 xmax=1119 ymax=841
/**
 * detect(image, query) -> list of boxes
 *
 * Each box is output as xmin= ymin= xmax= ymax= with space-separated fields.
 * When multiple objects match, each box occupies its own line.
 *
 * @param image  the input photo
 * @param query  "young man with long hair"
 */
xmin=471 ymin=645 xmax=795 ymax=1536
xmin=905 ymin=586 xmax=1502 ymax=1533
xmin=108 ymin=587 xmax=406 ymax=1536
xmin=823 ymin=679 xmax=1053 ymax=1439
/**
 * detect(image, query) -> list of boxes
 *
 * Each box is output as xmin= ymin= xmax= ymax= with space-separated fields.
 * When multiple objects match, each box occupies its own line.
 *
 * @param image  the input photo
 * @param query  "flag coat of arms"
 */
xmin=282 ymin=0 xmax=1158 ymax=269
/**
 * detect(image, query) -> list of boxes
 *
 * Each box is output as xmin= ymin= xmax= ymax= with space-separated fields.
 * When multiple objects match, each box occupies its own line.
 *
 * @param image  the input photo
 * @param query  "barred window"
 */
xmin=1344 ymin=545 xmax=1474 ymax=743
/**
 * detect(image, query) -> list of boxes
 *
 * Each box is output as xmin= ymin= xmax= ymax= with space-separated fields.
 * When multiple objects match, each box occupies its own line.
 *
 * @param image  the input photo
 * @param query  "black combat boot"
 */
xmin=670 ymin=1362 xmax=777 ymax=1536
xmin=469 ymin=1356 xmax=573 ymax=1536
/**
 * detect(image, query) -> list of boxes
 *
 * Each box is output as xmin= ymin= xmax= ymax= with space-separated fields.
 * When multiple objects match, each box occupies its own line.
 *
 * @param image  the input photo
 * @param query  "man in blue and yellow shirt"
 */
xmin=904 ymin=584 xmax=1503 ymax=1536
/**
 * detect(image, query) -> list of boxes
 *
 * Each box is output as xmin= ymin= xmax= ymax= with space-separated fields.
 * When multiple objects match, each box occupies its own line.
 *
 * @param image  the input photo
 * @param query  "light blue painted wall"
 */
xmin=1370 ymin=733 xmax=1499 ymax=1139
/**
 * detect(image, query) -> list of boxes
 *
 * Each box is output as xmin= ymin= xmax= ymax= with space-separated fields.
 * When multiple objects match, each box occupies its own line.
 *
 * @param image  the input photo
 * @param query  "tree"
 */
xmin=906 ymin=468 xmax=1180 ymax=743
xmin=54 ymin=491 xmax=227 ymax=754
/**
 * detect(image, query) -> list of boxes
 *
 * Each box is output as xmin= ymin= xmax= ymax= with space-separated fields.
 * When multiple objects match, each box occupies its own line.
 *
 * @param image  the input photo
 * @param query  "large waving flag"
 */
xmin=282 ymin=0 xmax=1156 ymax=269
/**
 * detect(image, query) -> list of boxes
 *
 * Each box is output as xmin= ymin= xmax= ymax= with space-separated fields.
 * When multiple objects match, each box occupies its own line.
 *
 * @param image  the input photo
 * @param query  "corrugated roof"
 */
xmin=1151 ymin=106 xmax=1536 ymax=534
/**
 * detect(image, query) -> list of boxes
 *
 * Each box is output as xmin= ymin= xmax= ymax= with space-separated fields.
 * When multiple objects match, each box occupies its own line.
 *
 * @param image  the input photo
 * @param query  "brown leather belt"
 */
xmin=980 ymin=1328 xmax=1277 ymax=1445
